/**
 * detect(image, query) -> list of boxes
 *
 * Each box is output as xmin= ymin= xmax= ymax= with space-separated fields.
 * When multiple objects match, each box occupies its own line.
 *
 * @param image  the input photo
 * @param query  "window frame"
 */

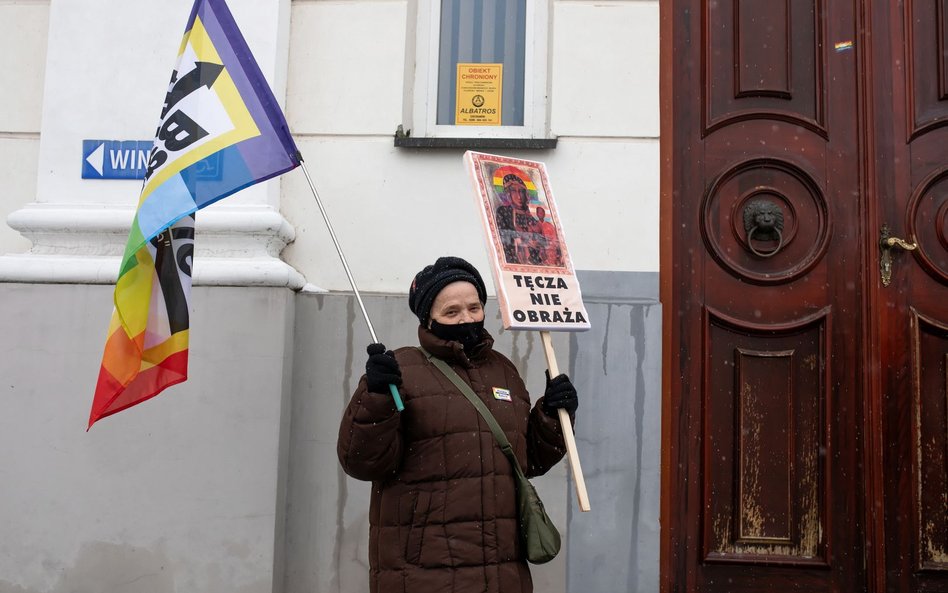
xmin=401 ymin=0 xmax=553 ymax=144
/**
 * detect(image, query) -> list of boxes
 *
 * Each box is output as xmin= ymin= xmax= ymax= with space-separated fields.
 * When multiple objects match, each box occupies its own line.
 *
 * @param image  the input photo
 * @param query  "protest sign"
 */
xmin=463 ymin=151 xmax=591 ymax=332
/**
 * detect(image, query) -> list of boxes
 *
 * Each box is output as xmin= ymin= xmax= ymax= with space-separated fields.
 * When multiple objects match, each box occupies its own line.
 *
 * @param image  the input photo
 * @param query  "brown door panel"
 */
xmin=910 ymin=310 xmax=948 ymax=573
xmin=703 ymin=0 xmax=825 ymax=137
xmin=663 ymin=0 xmax=868 ymax=591
xmin=702 ymin=308 xmax=829 ymax=566
xmin=875 ymin=1 xmax=948 ymax=592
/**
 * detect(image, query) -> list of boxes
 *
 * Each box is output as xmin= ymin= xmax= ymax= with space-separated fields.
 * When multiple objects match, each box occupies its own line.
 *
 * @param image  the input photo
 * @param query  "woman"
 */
xmin=337 ymin=256 xmax=579 ymax=593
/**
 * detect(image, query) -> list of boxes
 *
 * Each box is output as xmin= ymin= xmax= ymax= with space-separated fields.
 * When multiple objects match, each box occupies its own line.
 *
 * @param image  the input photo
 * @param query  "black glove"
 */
xmin=541 ymin=371 xmax=578 ymax=418
xmin=365 ymin=343 xmax=402 ymax=394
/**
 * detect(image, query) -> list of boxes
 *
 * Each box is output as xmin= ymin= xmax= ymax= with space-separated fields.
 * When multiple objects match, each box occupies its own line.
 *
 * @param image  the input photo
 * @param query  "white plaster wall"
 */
xmin=34 ymin=0 xmax=186 ymax=207
xmin=281 ymin=137 xmax=499 ymax=294
xmin=0 ymin=284 xmax=294 ymax=593
xmin=286 ymin=0 xmax=407 ymax=135
xmin=543 ymin=139 xmax=660 ymax=273
xmin=0 ymin=138 xmax=40 ymax=255
xmin=548 ymin=1 xmax=661 ymax=274
xmin=281 ymin=137 xmax=659 ymax=293
xmin=0 ymin=0 xmax=299 ymax=286
xmin=551 ymin=1 xmax=660 ymax=138
xmin=0 ymin=3 xmax=47 ymax=133
xmin=32 ymin=0 xmax=286 ymax=210
xmin=0 ymin=2 xmax=49 ymax=255
xmin=1 ymin=0 xmax=662 ymax=282
xmin=280 ymin=0 xmax=661 ymax=292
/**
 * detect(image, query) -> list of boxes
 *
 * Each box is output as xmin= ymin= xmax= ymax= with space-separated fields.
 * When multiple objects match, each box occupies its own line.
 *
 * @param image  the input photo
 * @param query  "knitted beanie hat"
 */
xmin=409 ymin=256 xmax=487 ymax=325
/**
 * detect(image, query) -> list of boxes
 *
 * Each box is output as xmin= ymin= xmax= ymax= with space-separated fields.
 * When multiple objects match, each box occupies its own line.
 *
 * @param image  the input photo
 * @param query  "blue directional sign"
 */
xmin=82 ymin=140 xmax=154 ymax=180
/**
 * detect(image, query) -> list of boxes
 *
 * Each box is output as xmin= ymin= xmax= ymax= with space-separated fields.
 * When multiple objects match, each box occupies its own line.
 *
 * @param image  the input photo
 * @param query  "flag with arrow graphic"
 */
xmin=89 ymin=0 xmax=300 ymax=428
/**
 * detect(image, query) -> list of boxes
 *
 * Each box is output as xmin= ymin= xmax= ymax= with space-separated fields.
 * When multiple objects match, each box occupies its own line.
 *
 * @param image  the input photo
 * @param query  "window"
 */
xmin=436 ymin=1 xmax=526 ymax=126
xmin=397 ymin=0 xmax=554 ymax=148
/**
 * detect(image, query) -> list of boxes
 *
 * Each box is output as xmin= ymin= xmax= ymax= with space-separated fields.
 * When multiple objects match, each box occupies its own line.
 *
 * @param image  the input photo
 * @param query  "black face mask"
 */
xmin=429 ymin=319 xmax=484 ymax=352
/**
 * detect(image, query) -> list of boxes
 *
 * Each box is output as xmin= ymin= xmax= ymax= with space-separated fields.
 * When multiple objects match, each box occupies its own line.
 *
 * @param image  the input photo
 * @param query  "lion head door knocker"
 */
xmin=742 ymin=199 xmax=785 ymax=258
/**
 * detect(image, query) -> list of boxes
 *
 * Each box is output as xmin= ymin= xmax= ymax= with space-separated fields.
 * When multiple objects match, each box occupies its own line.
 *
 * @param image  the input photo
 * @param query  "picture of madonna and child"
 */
xmin=491 ymin=167 xmax=564 ymax=268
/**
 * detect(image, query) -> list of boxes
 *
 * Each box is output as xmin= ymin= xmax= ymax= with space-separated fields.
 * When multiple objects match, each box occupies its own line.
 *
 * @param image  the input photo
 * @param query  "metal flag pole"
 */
xmin=298 ymin=160 xmax=405 ymax=411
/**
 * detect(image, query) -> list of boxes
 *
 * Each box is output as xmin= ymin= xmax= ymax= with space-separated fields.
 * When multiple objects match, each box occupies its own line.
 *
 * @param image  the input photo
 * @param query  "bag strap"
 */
xmin=418 ymin=347 xmax=527 ymax=480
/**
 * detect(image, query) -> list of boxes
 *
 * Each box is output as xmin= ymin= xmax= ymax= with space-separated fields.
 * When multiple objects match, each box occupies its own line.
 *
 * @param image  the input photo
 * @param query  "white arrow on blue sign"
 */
xmin=82 ymin=140 xmax=154 ymax=180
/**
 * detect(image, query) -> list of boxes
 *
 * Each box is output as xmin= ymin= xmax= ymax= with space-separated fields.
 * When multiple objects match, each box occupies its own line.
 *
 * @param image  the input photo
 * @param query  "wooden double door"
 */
xmin=660 ymin=1 xmax=948 ymax=592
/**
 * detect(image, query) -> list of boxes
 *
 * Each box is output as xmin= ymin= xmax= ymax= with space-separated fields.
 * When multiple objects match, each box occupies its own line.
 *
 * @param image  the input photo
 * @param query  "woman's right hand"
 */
xmin=365 ymin=343 xmax=402 ymax=394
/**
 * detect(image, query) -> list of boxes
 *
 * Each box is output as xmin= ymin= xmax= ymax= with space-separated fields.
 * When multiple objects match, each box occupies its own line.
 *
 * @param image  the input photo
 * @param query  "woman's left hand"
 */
xmin=541 ymin=372 xmax=578 ymax=417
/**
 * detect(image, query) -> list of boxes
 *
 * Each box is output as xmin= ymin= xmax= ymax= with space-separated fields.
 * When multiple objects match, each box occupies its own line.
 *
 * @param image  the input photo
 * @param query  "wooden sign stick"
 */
xmin=540 ymin=330 xmax=591 ymax=512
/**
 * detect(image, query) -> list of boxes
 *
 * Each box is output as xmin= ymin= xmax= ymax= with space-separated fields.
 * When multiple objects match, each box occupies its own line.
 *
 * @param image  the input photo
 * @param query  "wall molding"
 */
xmin=0 ymin=203 xmax=310 ymax=288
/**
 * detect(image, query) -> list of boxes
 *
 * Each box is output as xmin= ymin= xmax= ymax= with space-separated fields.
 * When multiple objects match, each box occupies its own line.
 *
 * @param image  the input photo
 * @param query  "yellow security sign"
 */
xmin=456 ymin=63 xmax=503 ymax=125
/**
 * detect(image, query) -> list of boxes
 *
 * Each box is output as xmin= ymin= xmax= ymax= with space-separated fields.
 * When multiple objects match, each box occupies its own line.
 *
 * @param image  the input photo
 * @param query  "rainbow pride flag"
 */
xmin=89 ymin=0 xmax=300 ymax=428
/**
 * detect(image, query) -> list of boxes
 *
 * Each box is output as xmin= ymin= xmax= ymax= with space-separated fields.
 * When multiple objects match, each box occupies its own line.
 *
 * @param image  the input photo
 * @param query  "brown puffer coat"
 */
xmin=337 ymin=327 xmax=570 ymax=593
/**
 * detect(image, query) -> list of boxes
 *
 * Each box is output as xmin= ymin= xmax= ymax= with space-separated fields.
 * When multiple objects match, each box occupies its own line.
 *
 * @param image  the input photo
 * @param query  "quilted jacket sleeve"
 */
xmin=525 ymin=397 xmax=573 ymax=478
xmin=337 ymin=377 xmax=403 ymax=482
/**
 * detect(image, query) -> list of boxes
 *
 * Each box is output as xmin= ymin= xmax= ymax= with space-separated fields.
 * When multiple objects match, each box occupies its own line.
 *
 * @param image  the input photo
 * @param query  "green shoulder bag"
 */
xmin=419 ymin=348 xmax=562 ymax=564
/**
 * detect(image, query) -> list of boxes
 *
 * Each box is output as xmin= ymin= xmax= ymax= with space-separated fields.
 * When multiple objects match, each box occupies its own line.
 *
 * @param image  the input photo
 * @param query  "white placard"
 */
xmin=463 ymin=151 xmax=590 ymax=332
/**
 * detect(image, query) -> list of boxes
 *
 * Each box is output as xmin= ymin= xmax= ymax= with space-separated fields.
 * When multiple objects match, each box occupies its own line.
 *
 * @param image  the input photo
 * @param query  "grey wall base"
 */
xmin=0 ymin=284 xmax=296 ymax=593
xmin=0 ymin=273 xmax=659 ymax=593
xmin=568 ymin=271 xmax=661 ymax=593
